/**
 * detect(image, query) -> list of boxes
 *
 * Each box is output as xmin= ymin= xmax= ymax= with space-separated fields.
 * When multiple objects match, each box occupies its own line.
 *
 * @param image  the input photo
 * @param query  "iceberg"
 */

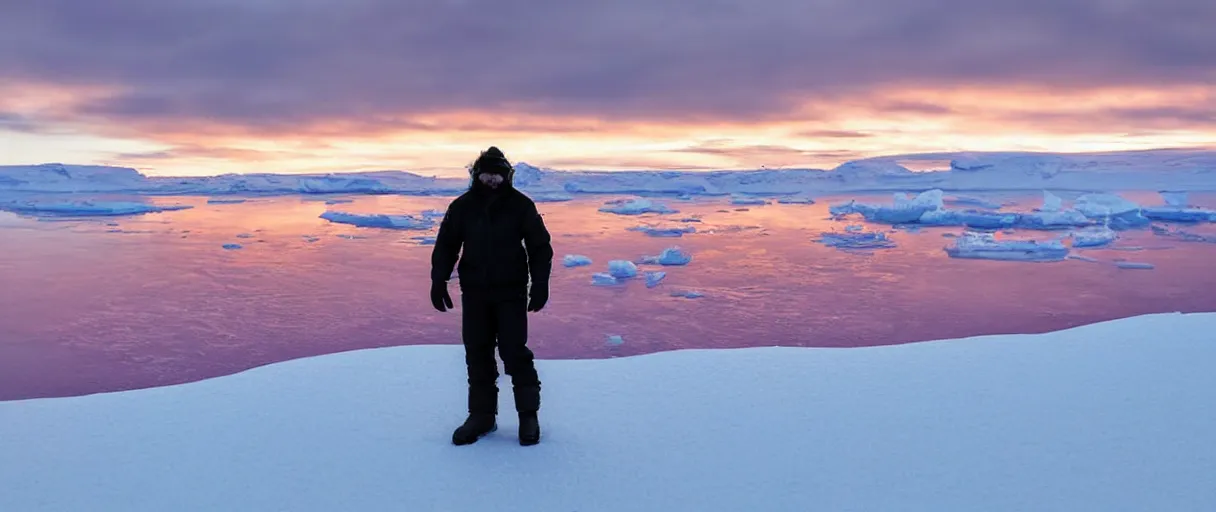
xmin=817 ymin=230 xmax=897 ymax=250
xmin=1073 ymin=194 xmax=1150 ymax=229
xmin=830 ymin=189 xmax=944 ymax=224
xmin=562 ymin=255 xmax=593 ymax=267
xmin=598 ymin=198 xmax=678 ymax=215
xmin=1161 ymin=191 xmax=1189 ymax=207
xmin=1068 ymin=227 xmax=1117 ymax=248
xmin=319 ymin=211 xmax=436 ymax=230
xmin=644 ymin=271 xmax=667 ymax=288
xmin=1038 ymin=190 xmax=1064 ymax=212
xmin=607 ymin=260 xmax=639 ymax=279
xmin=640 ymin=247 xmax=693 ymax=266
xmin=0 ymin=199 xmax=192 ymax=217
xmin=945 ymin=232 xmax=1069 ymax=262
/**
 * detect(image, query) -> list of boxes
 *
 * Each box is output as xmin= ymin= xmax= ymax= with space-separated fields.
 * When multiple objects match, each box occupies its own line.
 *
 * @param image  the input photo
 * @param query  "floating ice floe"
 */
xmin=944 ymin=195 xmax=1003 ymax=210
xmin=944 ymin=232 xmax=1069 ymax=262
xmin=1068 ymin=226 xmax=1117 ymax=248
xmin=1151 ymin=225 xmax=1216 ymax=243
xmin=563 ymin=255 xmax=593 ymax=267
xmin=817 ymin=229 xmax=896 ymax=250
xmin=1073 ymin=194 xmax=1150 ymax=229
xmin=605 ymin=335 xmax=624 ymax=346
xmin=222 ymin=243 xmax=243 ymax=250
xmin=319 ymin=211 xmax=436 ymax=230
xmin=324 ymin=198 xmax=354 ymax=205
xmin=0 ymin=200 xmax=193 ymax=217
xmin=1038 ymin=190 xmax=1064 ymax=212
xmin=919 ymin=209 xmax=1020 ymax=229
xmin=627 ymin=224 xmax=697 ymax=237
xmin=1115 ymin=261 xmax=1155 ymax=270
xmin=1068 ymin=254 xmax=1100 ymax=263
xmin=591 ymin=273 xmax=620 ymax=286
xmin=598 ymin=198 xmax=678 ymax=215
xmin=730 ymin=194 xmax=768 ymax=206
xmin=644 ymin=271 xmax=667 ymax=288
xmin=776 ymin=195 xmax=815 ymax=204
xmin=529 ymin=192 xmax=573 ymax=203
xmin=669 ymin=290 xmax=705 ymax=298
xmin=206 ymin=198 xmax=247 ymax=205
xmin=410 ymin=236 xmax=436 ymax=245
xmin=639 ymin=247 xmax=693 ymax=266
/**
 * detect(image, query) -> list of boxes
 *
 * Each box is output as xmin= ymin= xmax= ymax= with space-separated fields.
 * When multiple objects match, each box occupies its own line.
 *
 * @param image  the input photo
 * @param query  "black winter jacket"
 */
xmin=430 ymin=184 xmax=553 ymax=294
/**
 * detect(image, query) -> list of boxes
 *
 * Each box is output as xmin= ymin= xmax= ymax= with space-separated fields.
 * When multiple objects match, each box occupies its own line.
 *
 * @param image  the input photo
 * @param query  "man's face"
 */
xmin=478 ymin=172 xmax=505 ymax=188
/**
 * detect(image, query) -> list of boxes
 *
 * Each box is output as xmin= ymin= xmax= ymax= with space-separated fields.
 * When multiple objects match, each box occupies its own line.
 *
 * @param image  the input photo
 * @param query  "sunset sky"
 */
xmin=2 ymin=0 xmax=1213 ymax=177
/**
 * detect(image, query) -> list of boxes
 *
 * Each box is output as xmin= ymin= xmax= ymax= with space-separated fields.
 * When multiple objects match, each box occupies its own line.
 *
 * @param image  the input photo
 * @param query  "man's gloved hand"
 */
xmin=527 ymin=282 xmax=549 ymax=313
xmin=431 ymin=280 xmax=454 ymax=312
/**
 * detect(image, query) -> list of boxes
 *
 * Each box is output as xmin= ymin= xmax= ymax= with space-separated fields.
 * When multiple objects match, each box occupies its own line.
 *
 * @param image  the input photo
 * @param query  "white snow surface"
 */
xmin=5 ymin=149 xmax=1216 ymax=199
xmin=0 ymin=313 xmax=1213 ymax=511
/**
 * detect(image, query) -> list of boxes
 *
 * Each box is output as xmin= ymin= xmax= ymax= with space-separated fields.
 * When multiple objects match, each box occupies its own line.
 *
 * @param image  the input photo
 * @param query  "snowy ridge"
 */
xmin=1 ymin=312 xmax=1213 ymax=511
xmin=3 ymin=149 xmax=1216 ymax=199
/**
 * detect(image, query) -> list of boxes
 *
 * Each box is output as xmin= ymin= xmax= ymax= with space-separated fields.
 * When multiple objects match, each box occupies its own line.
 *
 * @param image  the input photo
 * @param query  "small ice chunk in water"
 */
xmin=563 ymin=255 xmax=593 ymax=267
xmin=236 ymin=233 xmax=254 ymax=239
xmin=1016 ymin=210 xmax=1092 ymax=230
xmin=607 ymin=260 xmax=638 ymax=278
xmin=1073 ymin=194 xmax=1149 ymax=229
xmin=1068 ymin=254 xmax=1100 ymax=263
xmin=1152 ymin=225 xmax=1216 ymax=243
xmin=644 ymin=271 xmax=667 ymax=288
xmin=222 ymin=243 xmax=243 ymax=250
xmin=670 ymin=290 xmax=705 ymax=298
xmin=207 ymin=198 xmax=247 ymax=205
xmin=628 ymin=224 xmax=696 ymax=237
xmin=606 ymin=335 xmax=624 ymax=346
xmin=598 ymin=198 xmax=677 ymax=215
xmin=639 ymin=247 xmax=693 ymax=266
xmin=592 ymin=273 xmax=620 ymax=286
xmin=1115 ymin=261 xmax=1154 ymax=270
xmin=325 ymin=199 xmax=354 ymax=205
xmin=830 ymin=189 xmax=944 ymax=224
xmin=1069 ymin=226 xmax=1117 ymax=248
xmin=777 ymin=196 xmax=815 ymax=204
xmin=944 ymin=232 xmax=1068 ymax=262
xmin=411 ymin=236 xmax=436 ymax=245
xmin=845 ymin=224 xmax=864 ymax=232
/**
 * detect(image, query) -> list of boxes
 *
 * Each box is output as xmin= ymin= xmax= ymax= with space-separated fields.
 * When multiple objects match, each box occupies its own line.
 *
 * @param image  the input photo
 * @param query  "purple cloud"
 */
xmin=1 ymin=0 xmax=1214 ymax=129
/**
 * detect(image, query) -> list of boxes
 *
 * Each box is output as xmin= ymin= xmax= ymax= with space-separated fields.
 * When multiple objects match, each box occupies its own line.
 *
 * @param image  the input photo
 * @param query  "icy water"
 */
xmin=3 ymin=192 xmax=1216 ymax=400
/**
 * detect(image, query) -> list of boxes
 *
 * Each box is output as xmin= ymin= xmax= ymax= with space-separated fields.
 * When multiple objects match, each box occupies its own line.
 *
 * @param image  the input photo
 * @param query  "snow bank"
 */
xmin=2 ymin=313 xmax=1214 ymax=511
xmin=0 ymin=200 xmax=192 ymax=217
xmin=562 ymin=255 xmax=593 ymax=267
xmin=319 ymin=211 xmax=436 ymax=230
xmin=945 ymin=232 xmax=1069 ymax=262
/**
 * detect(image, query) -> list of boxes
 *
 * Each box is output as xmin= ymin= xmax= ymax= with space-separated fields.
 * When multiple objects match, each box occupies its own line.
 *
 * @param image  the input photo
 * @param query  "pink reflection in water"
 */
xmin=2 ymin=193 xmax=1216 ymax=400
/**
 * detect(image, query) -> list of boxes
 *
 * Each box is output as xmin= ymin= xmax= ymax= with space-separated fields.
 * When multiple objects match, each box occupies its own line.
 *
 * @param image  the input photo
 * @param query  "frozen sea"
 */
xmin=3 ymin=191 xmax=1216 ymax=400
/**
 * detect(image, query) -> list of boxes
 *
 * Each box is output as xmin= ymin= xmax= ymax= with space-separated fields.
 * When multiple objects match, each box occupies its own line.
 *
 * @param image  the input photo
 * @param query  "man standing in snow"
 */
xmin=429 ymin=146 xmax=553 ymax=446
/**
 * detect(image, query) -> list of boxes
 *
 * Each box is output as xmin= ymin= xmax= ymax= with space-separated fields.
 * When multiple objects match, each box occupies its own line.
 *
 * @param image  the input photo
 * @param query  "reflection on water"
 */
xmin=2 ymin=192 xmax=1216 ymax=400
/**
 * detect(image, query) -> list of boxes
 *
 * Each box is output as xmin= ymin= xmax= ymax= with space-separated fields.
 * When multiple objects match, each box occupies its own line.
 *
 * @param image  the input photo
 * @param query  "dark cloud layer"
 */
xmin=2 ymin=0 xmax=1214 ymax=129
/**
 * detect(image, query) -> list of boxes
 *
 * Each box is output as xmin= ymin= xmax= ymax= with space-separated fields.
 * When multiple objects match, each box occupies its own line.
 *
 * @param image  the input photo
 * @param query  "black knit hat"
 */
xmin=472 ymin=146 xmax=513 ymax=176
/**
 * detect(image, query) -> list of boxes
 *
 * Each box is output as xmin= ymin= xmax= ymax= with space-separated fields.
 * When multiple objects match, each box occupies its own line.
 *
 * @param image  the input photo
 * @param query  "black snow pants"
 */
xmin=461 ymin=292 xmax=540 ymax=415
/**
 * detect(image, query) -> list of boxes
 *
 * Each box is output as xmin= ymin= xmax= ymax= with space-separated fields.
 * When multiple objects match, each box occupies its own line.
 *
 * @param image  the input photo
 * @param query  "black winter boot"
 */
xmin=452 ymin=413 xmax=497 ymax=446
xmin=519 ymin=412 xmax=540 ymax=446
